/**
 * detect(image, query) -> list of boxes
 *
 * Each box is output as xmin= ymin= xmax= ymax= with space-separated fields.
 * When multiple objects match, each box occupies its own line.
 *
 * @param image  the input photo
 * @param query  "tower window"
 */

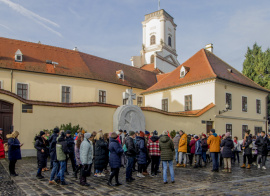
xmin=150 ymin=35 xmax=156 ymax=45
xmin=168 ymin=36 xmax=172 ymax=47
xmin=150 ymin=55 xmax=155 ymax=63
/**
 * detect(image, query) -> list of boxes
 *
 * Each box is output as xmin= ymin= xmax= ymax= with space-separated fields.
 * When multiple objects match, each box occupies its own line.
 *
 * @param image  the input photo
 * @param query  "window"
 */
xmin=62 ymin=86 xmax=71 ymax=103
xmin=22 ymin=104 xmax=33 ymax=113
xmin=123 ymin=98 xmax=127 ymax=105
xmin=99 ymin=90 xmax=106 ymax=103
xmin=226 ymin=93 xmax=232 ymax=110
xmin=162 ymin=99 xmax=168 ymax=112
xmin=15 ymin=49 xmax=23 ymax=62
xmin=137 ymin=97 xmax=143 ymax=107
xmin=17 ymin=83 xmax=28 ymax=99
xmin=242 ymin=125 xmax=248 ymax=139
xmin=150 ymin=35 xmax=156 ymax=45
xmin=0 ymin=81 xmax=2 ymax=89
xmin=150 ymin=55 xmax=155 ymax=64
xmin=255 ymin=127 xmax=262 ymax=136
xmin=256 ymin=99 xmax=261 ymax=114
xmin=226 ymin=124 xmax=232 ymax=135
xmin=242 ymin=96 xmax=247 ymax=112
xmin=185 ymin=95 xmax=192 ymax=111
xmin=168 ymin=36 xmax=172 ymax=47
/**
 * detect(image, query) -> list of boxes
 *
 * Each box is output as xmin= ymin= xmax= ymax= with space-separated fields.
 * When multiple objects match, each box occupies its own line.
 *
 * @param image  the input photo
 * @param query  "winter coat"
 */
xmin=136 ymin=136 xmax=147 ymax=164
xmin=201 ymin=138 xmax=208 ymax=152
xmin=80 ymin=138 xmax=93 ymax=165
xmin=125 ymin=136 xmax=136 ymax=157
xmin=56 ymin=136 xmax=69 ymax=162
xmin=243 ymin=135 xmax=252 ymax=155
xmin=66 ymin=135 xmax=75 ymax=153
xmin=109 ymin=139 xmax=123 ymax=168
xmin=189 ymin=139 xmax=196 ymax=154
xmin=94 ymin=139 xmax=108 ymax=170
xmin=255 ymin=136 xmax=270 ymax=156
xmin=74 ymin=145 xmax=81 ymax=165
xmin=207 ymin=134 xmax=221 ymax=152
xmin=173 ymin=134 xmax=180 ymax=150
xmin=195 ymin=139 xmax=202 ymax=155
xmin=0 ymin=135 xmax=5 ymax=159
xmin=178 ymin=134 xmax=187 ymax=153
xmin=147 ymin=136 xmax=160 ymax=156
xmin=34 ymin=136 xmax=49 ymax=168
xmin=159 ymin=135 xmax=174 ymax=161
xmin=233 ymin=141 xmax=241 ymax=152
xmin=220 ymin=137 xmax=234 ymax=158
xmin=7 ymin=134 xmax=21 ymax=161
xmin=48 ymin=133 xmax=58 ymax=162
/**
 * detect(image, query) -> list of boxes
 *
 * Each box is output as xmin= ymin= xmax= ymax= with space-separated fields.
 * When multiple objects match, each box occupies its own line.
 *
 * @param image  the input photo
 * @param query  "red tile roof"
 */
xmin=0 ymin=37 xmax=157 ymax=90
xmin=156 ymin=72 xmax=170 ymax=81
xmin=142 ymin=49 xmax=270 ymax=94
xmin=141 ymin=63 xmax=164 ymax=74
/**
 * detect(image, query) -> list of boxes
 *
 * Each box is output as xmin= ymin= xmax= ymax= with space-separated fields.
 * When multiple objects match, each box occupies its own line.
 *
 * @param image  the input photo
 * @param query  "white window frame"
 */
xmin=0 ymin=80 xmax=3 ymax=89
xmin=241 ymin=96 xmax=248 ymax=113
xmin=225 ymin=123 xmax=232 ymax=135
xmin=256 ymin=99 xmax=261 ymax=114
xmin=242 ymin=124 xmax=249 ymax=139
xmin=16 ymin=82 xmax=29 ymax=99
xmin=98 ymin=89 xmax=107 ymax=103
xmin=225 ymin=92 xmax=232 ymax=111
xmin=162 ymin=98 xmax=169 ymax=112
xmin=137 ymin=96 xmax=143 ymax=107
xmin=61 ymin=85 xmax=72 ymax=103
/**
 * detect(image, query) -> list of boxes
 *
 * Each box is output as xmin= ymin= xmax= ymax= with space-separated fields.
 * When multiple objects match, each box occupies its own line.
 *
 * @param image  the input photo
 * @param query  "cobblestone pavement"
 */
xmin=1 ymin=157 xmax=270 ymax=196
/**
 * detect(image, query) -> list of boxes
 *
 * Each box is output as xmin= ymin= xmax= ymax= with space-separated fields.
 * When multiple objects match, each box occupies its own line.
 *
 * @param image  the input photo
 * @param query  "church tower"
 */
xmin=131 ymin=9 xmax=179 ymax=73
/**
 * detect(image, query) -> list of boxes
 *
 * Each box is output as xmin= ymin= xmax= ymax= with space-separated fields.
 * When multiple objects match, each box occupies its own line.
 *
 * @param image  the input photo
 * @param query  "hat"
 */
xmin=84 ymin=133 xmax=91 ymax=139
xmin=129 ymin=131 xmax=135 ymax=136
xmin=53 ymin=127 xmax=60 ymax=133
xmin=225 ymin=132 xmax=231 ymax=137
xmin=194 ymin=135 xmax=198 ymax=139
xmin=202 ymin=134 xmax=206 ymax=138
xmin=210 ymin=129 xmax=215 ymax=133
xmin=124 ymin=130 xmax=127 ymax=133
xmin=145 ymin=131 xmax=150 ymax=135
xmin=153 ymin=130 xmax=158 ymax=136
xmin=66 ymin=130 xmax=71 ymax=134
xmin=140 ymin=131 xmax=145 ymax=137
xmin=39 ymin=131 xmax=45 ymax=137
xmin=111 ymin=132 xmax=118 ymax=139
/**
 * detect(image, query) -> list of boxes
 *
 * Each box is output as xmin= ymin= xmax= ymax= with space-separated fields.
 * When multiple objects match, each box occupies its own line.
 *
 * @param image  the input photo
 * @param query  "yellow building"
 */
xmin=0 ymin=10 xmax=269 ymax=156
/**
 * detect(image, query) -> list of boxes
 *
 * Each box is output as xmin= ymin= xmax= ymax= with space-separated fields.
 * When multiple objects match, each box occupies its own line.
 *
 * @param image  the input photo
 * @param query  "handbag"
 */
xmin=81 ymin=164 xmax=91 ymax=177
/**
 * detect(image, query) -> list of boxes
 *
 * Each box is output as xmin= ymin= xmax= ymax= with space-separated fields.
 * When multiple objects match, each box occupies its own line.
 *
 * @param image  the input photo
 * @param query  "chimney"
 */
xmin=73 ymin=47 xmax=78 ymax=51
xmin=205 ymin=43 xmax=213 ymax=53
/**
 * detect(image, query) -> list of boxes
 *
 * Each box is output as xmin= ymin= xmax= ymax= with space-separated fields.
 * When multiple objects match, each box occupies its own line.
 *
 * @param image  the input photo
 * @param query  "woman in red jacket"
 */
xmin=0 ymin=128 xmax=5 ymax=159
xmin=189 ymin=135 xmax=196 ymax=166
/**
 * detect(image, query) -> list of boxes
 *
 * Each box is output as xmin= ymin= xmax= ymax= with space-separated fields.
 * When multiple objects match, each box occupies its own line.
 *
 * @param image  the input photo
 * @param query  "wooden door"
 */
xmin=0 ymin=101 xmax=13 ymax=142
xmin=206 ymin=121 xmax=213 ymax=134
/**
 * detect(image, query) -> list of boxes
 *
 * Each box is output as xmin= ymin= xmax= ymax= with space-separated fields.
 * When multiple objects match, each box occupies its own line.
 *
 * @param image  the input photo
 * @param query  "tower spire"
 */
xmin=158 ymin=0 xmax=160 ymax=10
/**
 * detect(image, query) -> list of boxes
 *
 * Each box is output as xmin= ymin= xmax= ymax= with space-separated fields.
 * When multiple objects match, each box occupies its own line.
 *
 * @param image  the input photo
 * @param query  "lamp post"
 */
xmin=219 ymin=103 xmax=230 ymax=114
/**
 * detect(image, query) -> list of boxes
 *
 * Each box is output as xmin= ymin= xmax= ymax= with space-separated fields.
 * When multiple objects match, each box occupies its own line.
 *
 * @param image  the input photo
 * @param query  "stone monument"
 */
xmin=113 ymin=89 xmax=145 ymax=133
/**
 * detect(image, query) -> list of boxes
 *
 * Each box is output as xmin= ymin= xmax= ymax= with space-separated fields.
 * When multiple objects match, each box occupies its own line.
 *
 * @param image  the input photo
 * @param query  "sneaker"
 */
xmin=48 ymin=180 xmax=58 ymax=185
xmin=258 ymin=164 xmax=261 ymax=169
xmin=94 ymin=173 xmax=98 ymax=177
xmin=97 ymin=173 xmax=102 ymax=177
xmin=137 ymin=173 xmax=140 ymax=177
xmin=100 ymin=173 xmax=106 ymax=177
xmin=262 ymin=166 xmax=267 ymax=170
xmin=140 ymin=173 xmax=145 ymax=178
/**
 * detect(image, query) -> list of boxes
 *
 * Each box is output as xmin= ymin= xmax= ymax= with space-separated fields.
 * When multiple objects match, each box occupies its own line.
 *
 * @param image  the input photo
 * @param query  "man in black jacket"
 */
xmin=125 ymin=131 xmax=136 ymax=182
xmin=65 ymin=130 xmax=76 ymax=175
xmin=49 ymin=128 xmax=59 ymax=169
xmin=255 ymin=131 xmax=270 ymax=169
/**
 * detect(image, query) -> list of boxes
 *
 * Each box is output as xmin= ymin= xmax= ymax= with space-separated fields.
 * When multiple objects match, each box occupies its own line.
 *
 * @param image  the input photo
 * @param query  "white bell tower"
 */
xmin=131 ymin=9 xmax=179 ymax=73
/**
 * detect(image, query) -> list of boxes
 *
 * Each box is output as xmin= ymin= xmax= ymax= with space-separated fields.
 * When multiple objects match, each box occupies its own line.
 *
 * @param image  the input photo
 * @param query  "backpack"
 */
xmin=4 ymin=143 xmax=9 ymax=152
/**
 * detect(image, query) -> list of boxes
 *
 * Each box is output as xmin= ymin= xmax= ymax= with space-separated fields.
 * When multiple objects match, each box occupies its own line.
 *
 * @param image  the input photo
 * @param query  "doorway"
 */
xmin=0 ymin=101 xmax=13 ymax=142
xmin=206 ymin=121 xmax=213 ymax=134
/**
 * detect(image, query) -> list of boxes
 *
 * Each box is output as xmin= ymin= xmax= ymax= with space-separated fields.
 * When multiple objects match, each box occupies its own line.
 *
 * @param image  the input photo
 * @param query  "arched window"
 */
xmin=168 ymin=36 xmax=172 ymax=47
xmin=150 ymin=35 xmax=156 ymax=45
xmin=150 ymin=55 xmax=155 ymax=63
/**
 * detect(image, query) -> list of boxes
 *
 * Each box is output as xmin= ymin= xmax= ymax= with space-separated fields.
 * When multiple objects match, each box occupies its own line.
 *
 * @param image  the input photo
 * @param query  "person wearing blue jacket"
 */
xmin=194 ymin=135 xmax=202 ymax=168
xmin=108 ymin=132 xmax=124 ymax=186
xmin=136 ymin=131 xmax=147 ymax=178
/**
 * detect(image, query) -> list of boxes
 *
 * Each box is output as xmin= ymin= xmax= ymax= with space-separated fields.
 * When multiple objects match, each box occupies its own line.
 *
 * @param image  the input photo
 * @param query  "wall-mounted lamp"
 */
xmin=219 ymin=103 xmax=230 ymax=114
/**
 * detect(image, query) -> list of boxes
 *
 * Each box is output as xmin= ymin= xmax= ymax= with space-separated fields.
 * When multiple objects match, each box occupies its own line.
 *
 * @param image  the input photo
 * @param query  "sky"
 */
xmin=1 ymin=0 xmax=270 ymax=72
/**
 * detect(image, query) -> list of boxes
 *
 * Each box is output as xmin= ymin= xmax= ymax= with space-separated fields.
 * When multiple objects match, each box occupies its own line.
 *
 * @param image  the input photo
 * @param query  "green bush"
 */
xmin=59 ymin=123 xmax=83 ymax=135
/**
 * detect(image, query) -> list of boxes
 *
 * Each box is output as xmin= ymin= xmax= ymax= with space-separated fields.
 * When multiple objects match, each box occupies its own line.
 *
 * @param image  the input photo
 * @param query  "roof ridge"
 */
xmin=202 ymin=49 xmax=217 ymax=77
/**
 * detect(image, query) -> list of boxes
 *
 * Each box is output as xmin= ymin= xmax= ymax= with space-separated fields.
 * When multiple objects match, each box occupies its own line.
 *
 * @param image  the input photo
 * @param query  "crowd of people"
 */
xmin=0 ymin=127 xmax=270 ymax=186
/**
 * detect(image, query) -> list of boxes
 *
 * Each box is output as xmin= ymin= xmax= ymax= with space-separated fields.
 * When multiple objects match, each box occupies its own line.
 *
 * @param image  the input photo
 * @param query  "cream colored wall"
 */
xmin=144 ymin=80 xmax=215 ymax=112
xmin=0 ymin=69 xmax=144 ymax=106
xmin=215 ymin=79 xmax=268 ymax=121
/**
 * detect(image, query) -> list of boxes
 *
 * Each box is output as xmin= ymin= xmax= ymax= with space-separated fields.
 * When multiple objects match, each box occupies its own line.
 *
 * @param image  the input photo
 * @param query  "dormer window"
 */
xmin=180 ymin=66 xmax=190 ymax=78
xmin=15 ymin=49 xmax=23 ymax=62
xmin=116 ymin=70 xmax=124 ymax=80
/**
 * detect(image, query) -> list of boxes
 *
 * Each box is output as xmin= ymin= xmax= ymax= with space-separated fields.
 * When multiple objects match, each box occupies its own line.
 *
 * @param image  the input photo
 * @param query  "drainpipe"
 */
xmin=10 ymin=70 xmax=13 ymax=92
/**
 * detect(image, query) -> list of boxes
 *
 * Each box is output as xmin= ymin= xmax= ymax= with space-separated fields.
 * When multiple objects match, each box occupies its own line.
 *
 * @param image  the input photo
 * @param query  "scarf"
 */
xmin=234 ymin=139 xmax=237 ymax=144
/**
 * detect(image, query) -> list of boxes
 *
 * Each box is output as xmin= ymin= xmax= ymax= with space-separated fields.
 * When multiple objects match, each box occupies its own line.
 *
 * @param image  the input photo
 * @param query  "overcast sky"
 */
xmin=1 ymin=0 xmax=270 ymax=71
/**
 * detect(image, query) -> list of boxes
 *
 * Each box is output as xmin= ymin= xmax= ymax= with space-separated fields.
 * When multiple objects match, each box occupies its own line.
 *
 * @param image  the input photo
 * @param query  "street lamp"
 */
xmin=219 ymin=103 xmax=230 ymax=114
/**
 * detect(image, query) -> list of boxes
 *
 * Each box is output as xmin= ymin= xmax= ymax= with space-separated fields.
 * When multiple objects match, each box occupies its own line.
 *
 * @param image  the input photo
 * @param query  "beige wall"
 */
xmin=0 ymin=68 xmax=144 ymax=106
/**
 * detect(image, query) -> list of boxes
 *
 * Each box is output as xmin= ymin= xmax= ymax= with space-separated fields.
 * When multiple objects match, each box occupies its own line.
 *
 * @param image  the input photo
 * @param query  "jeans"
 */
xmin=37 ymin=168 xmax=42 ymax=176
xmin=233 ymin=151 xmax=240 ymax=163
xmin=210 ymin=152 xmax=219 ymax=171
xmin=179 ymin=152 xmax=186 ymax=164
xmin=126 ymin=156 xmax=135 ymax=179
xmin=162 ymin=160 xmax=174 ymax=182
xmin=151 ymin=156 xmax=160 ymax=175
xmin=202 ymin=151 xmax=206 ymax=163
xmin=175 ymin=149 xmax=179 ymax=163
xmin=57 ymin=161 xmax=66 ymax=182
xmin=243 ymin=154 xmax=252 ymax=164
xmin=95 ymin=169 xmax=103 ymax=173
xmin=50 ymin=161 xmax=59 ymax=181
xmin=258 ymin=155 xmax=267 ymax=166
xmin=9 ymin=160 xmax=17 ymax=175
